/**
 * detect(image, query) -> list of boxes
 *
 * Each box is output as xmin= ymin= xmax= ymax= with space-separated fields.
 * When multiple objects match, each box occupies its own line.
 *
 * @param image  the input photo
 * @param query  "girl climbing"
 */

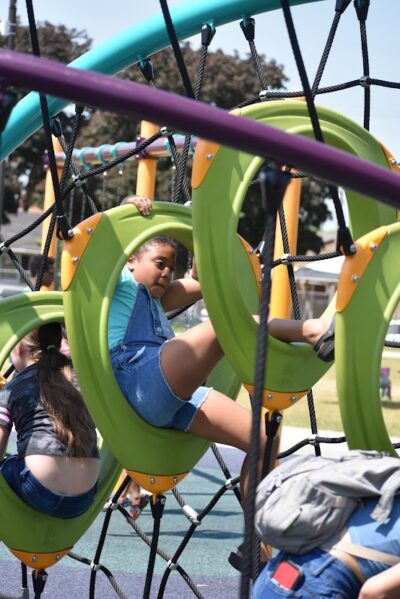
xmin=108 ymin=195 xmax=334 ymax=500
xmin=0 ymin=322 xmax=100 ymax=518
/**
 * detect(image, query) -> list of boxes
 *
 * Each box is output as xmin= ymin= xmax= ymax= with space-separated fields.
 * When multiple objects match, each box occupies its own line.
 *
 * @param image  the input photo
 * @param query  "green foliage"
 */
xmin=0 ymin=21 xmax=92 ymax=222
xmin=1 ymin=19 xmax=91 ymax=62
xmin=2 ymin=23 xmax=331 ymax=253
xmin=297 ymin=179 xmax=332 ymax=254
xmin=127 ymin=44 xmax=287 ymax=108
xmin=238 ymin=176 xmax=332 ymax=255
xmin=75 ymin=41 xmax=288 ymax=212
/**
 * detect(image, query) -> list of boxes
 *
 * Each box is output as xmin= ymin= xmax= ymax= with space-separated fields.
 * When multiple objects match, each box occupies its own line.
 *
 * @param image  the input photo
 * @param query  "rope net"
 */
xmin=0 ymin=1 xmax=400 ymax=597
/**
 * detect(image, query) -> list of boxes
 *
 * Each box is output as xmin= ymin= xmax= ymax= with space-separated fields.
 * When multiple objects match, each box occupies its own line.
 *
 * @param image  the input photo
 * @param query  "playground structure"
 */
xmin=0 ymin=0 xmax=400 ymax=597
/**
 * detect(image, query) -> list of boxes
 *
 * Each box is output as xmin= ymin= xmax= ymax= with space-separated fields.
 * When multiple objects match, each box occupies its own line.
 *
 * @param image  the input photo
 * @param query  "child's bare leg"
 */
xmin=189 ymin=389 xmax=252 ymax=450
xmin=188 ymin=390 xmax=275 ymax=490
xmin=267 ymin=317 xmax=331 ymax=346
xmin=160 ymin=320 xmax=223 ymax=399
xmin=189 ymin=390 xmax=276 ymax=563
xmin=161 ymin=314 xmax=333 ymax=400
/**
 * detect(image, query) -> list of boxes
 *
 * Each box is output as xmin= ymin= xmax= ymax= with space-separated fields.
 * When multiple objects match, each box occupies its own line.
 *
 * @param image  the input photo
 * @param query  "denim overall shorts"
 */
xmin=110 ymin=284 xmax=210 ymax=431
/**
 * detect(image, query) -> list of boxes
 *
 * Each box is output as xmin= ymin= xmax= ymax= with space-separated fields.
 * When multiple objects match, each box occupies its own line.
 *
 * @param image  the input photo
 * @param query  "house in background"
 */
xmin=293 ymin=233 xmax=400 ymax=322
xmin=294 ymin=254 xmax=343 ymax=318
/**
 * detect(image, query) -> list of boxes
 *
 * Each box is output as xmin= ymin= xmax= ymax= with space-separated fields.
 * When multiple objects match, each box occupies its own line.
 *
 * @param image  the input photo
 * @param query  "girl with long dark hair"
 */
xmin=0 ymin=322 xmax=99 ymax=518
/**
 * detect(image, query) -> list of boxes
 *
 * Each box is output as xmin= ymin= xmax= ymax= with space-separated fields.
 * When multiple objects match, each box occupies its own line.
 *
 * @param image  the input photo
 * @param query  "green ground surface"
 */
xmin=237 ymin=350 xmax=400 ymax=437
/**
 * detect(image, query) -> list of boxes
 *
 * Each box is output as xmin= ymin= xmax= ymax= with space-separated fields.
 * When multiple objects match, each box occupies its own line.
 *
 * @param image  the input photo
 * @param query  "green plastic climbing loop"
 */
xmin=191 ymin=100 xmax=396 ymax=403
xmin=61 ymin=203 xmax=242 ymax=493
xmin=336 ymin=223 xmax=400 ymax=456
xmin=0 ymin=292 xmax=120 ymax=567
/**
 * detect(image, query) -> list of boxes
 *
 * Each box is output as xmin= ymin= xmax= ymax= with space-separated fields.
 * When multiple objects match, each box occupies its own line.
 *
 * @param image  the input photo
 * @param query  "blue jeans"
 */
xmin=253 ymin=549 xmax=361 ymax=599
xmin=1 ymin=456 xmax=98 ymax=519
xmin=110 ymin=284 xmax=210 ymax=431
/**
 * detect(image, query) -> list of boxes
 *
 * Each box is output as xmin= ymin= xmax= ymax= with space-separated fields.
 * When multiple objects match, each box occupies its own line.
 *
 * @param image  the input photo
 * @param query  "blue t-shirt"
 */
xmin=347 ymin=496 xmax=400 ymax=579
xmin=108 ymin=267 xmax=166 ymax=348
xmin=108 ymin=267 xmax=138 ymax=349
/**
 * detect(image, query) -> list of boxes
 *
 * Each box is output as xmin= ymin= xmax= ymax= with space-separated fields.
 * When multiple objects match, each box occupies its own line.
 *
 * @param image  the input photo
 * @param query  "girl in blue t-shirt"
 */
xmin=109 ymin=196 xmax=334 ymax=519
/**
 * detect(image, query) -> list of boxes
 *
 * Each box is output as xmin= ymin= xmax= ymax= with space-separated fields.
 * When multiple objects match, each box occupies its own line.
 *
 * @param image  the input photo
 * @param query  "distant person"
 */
xmin=106 ymin=471 xmax=149 ymax=519
xmin=29 ymin=255 xmax=55 ymax=291
xmin=380 ymin=367 xmax=392 ymax=401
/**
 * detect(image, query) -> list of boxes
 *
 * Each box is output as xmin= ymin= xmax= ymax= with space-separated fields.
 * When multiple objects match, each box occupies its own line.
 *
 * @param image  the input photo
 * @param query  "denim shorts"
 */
xmin=253 ymin=549 xmax=361 ymax=599
xmin=111 ymin=343 xmax=211 ymax=432
xmin=1 ymin=455 xmax=98 ymax=519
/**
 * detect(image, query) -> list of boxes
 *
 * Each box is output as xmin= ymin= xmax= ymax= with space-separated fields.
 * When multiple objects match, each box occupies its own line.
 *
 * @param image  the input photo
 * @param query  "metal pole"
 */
xmin=0 ymin=0 xmax=17 ymax=234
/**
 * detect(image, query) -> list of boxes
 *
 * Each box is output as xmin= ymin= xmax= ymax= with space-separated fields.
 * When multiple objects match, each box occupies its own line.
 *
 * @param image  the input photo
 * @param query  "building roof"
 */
xmin=294 ymin=255 xmax=344 ymax=283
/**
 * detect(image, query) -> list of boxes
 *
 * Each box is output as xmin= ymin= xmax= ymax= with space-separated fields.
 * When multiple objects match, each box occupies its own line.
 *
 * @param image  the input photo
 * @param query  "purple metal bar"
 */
xmin=1 ymin=49 xmax=400 ymax=209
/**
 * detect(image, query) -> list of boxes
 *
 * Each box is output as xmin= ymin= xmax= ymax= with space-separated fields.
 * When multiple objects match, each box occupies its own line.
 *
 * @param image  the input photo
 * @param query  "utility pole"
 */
xmin=0 ymin=0 xmax=17 ymax=234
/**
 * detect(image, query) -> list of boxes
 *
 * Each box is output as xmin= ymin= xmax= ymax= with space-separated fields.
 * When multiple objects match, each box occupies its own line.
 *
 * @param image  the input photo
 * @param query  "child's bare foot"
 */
xmin=302 ymin=317 xmax=332 ymax=346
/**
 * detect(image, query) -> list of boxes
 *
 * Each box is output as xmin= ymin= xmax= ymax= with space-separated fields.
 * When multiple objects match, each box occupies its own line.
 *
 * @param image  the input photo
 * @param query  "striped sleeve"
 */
xmin=0 ymin=390 xmax=12 ymax=432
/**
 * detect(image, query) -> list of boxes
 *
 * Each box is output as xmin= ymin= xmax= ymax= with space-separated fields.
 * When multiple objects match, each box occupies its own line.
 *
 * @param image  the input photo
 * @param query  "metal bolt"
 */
xmin=150 ymin=477 xmax=155 ymax=484
xmin=72 ymin=256 xmax=79 ymax=265
xmin=267 ymin=393 xmax=273 ymax=400
xmin=32 ymin=555 xmax=38 ymax=562
xmin=206 ymin=153 xmax=214 ymax=160
xmin=352 ymin=274 xmax=359 ymax=282
xmin=291 ymin=395 xmax=297 ymax=403
xmin=173 ymin=476 xmax=178 ymax=484
xmin=56 ymin=554 xmax=61 ymax=561
xmin=369 ymin=242 xmax=377 ymax=251
xmin=86 ymin=227 xmax=93 ymax=235
xmin=349 ymin=244 xmax=357 ymax=254
xmin=390 ymin=158 xmax=398 ymax=166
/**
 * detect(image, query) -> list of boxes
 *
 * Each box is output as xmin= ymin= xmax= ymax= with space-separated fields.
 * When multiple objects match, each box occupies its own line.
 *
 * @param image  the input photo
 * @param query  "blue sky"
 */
xmin=5 ymin=0 xmax=400 ymax=158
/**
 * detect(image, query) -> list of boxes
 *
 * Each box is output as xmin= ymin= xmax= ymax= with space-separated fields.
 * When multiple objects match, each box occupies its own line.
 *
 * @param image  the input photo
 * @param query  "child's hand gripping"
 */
xmin=120 ymin=195 xmax=152 ymax=216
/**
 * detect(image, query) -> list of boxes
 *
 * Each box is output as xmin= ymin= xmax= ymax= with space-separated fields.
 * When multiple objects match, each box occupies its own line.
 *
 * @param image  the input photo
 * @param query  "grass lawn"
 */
xmin=237 ymin=350 xmax=400 ymax=439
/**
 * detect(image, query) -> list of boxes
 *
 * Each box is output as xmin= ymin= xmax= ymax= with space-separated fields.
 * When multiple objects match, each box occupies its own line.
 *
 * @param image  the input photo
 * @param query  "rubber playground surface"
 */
xmin=0 ymin=429 xmax=348 ymax=598
xmin=0 ymin=445 xmax=246 ymax=598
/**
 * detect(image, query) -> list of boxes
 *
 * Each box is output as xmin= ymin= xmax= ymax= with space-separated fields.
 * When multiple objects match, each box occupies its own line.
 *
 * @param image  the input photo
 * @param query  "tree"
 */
xmin=2 ymin=23 xmax=332 ymax=254
xmin=0 ymin=21 xmax=92 ymax=221
xmin=239 ymin=176 xmax=332 ymax=255
xmin=76 ymin=42 xmax=288 ymax=209
xmin=296 ymin=178 xmax=332 ymax=254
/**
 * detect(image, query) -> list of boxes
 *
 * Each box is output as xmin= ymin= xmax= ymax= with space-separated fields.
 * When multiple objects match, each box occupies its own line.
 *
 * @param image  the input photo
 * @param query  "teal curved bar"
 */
xmin=1 ymin=0 xmax=324 ymax=160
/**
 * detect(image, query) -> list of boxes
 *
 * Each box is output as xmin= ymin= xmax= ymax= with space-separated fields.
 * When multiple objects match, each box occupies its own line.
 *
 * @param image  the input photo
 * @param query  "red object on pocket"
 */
xmin=271 ymin=560 xmax=303 ymax=590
